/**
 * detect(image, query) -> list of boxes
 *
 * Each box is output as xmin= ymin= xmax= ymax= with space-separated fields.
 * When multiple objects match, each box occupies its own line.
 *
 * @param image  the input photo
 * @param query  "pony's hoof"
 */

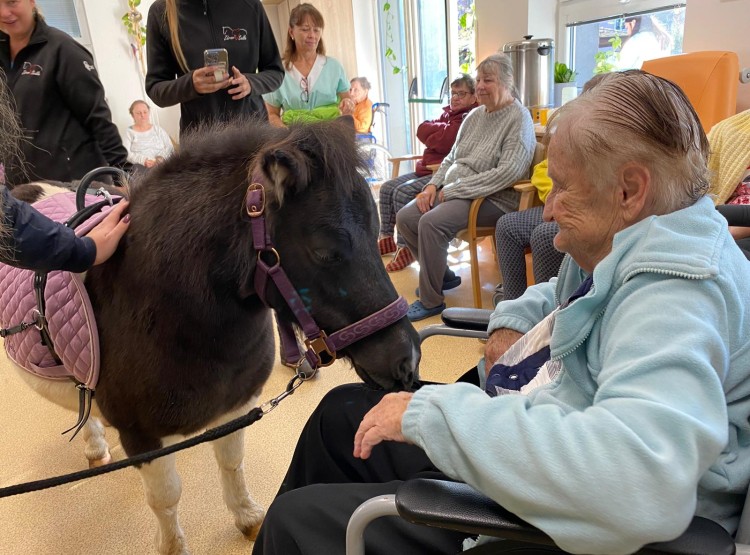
xmin=155 ymin=530 xmax=190 ymax=555
xmin=240 ymin=519 xmax=263 ymax=541
xmin=88 ymin=451 xmax=112 ymax=468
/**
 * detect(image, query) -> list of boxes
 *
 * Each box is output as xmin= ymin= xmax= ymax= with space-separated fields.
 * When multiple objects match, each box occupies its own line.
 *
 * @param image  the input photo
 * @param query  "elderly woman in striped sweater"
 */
xmin=395 ymin=52 xmax=536 ymax=321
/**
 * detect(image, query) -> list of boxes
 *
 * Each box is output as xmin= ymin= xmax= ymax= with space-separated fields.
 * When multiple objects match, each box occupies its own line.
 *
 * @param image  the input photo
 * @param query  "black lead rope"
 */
xmin=0 ymin=407 xmax=264 ymax=499
xmin=0 ymin=371 xmax=311 ymax=499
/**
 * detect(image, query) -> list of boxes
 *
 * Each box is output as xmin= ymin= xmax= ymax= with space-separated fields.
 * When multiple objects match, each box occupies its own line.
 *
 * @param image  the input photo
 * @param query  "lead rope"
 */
xmin=0 ymin=370 xmax=309 ymax=499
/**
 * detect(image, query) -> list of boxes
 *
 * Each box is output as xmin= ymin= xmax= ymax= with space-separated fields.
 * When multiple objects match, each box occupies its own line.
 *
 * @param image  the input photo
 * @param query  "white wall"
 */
xmin=475 ymin=0 xmax=557 ymax=62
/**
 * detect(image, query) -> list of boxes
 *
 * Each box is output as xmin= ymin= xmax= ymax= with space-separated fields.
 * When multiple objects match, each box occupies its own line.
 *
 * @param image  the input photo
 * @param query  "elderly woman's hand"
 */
xmin=228 ymin=66 xmax=252 ymax=100
xmin=353 ymin=391 xmax=414 ymax=459
xmin=339 ymin=97 xmax=355 ymax=116
xmin=484 ymin=328 xmax=524 ymax=373
xmin=192 ymin=67 xmax=230 ymax=95
xmin=416 ymin=184 xmax=438 ymax=213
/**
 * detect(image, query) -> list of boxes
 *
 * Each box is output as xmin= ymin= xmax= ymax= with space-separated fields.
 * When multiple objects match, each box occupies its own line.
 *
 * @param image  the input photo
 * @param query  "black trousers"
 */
xmin=252 ymin=383 xmax=470 ymax=555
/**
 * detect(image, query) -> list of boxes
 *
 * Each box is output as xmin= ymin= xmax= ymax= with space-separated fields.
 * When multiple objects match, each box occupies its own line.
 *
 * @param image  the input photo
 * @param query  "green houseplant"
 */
xmin=554 ymin=61 xmax=576 ymax=84
xmin=553 ymin=62 xmax=577 ymax=106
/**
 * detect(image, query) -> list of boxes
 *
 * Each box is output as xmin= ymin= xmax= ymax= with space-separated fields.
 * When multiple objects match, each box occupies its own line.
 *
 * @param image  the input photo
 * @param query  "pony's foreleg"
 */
xmin=81 ymin=417 xmax=111 ymax=467
xmin=210 ymin=400 xmax=265 ymax=540
xmin=138 ymin=437 xmax=189 ymax=555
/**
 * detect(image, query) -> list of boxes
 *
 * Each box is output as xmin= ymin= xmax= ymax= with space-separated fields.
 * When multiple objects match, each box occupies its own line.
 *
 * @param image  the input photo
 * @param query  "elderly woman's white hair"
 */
xmin=475 ymin=52 xmax=518 ymax=99
xmin=546 ymin=69 xmax=709 ymax=214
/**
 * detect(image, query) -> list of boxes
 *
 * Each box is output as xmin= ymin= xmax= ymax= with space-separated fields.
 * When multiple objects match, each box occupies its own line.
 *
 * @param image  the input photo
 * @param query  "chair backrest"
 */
xmin=529 ymin=142 xmax=546 ymax=178
xmin=641 ymin=51 xmax=739 ymax=133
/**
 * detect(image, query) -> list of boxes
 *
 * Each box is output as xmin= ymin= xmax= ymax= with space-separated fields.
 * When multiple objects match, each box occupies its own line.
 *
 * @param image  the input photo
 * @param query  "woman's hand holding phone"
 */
xmin=192 ymin=66 xmax=230 ymax=94
xmin=228 ymin=66 xmax=252 ymax=100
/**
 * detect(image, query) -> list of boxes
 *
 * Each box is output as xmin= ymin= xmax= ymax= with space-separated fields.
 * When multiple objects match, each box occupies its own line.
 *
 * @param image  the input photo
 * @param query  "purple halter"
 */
xmin=245 ymin=177 xmax=409 ymax=371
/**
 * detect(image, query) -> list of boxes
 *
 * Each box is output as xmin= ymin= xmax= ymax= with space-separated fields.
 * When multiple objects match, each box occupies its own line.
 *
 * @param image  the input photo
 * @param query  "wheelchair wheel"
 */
xmin=359 ymin=143 xmax=393 ymax=184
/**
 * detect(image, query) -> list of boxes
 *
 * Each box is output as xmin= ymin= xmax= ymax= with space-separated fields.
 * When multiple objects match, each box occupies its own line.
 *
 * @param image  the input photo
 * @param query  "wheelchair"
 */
xmin=356 ymin=102 xmax=393 ymax=184
xmin=346 ymin=307 xmax=748 ymax=555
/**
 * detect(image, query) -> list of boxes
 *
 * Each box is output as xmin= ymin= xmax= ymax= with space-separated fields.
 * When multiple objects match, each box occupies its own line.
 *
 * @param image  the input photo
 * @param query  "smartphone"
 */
xmin=204 ymin=48 xmax=228 ymax=81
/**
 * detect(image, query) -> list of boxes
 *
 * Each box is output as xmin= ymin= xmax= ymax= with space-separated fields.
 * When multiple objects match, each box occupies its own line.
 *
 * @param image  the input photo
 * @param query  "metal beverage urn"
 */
xmin=502 ymin=35 xmax=554 ymax=108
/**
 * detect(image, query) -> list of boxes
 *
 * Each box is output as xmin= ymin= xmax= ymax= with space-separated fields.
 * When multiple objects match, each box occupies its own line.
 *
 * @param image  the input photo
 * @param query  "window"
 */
xmin=36 ymin=0 xmax=92 ymax=49
xmin=559 ymin=1 xmax=686 ymax=89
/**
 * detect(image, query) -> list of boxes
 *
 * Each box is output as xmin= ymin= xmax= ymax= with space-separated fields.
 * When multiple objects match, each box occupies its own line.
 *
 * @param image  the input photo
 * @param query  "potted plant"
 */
xmin=553 ymin=61 xmax=577 ymax=106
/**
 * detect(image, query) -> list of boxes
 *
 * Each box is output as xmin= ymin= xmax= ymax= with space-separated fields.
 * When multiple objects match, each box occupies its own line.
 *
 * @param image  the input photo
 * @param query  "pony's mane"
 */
xmin=167 ymin=118 xmax=368 ymax=200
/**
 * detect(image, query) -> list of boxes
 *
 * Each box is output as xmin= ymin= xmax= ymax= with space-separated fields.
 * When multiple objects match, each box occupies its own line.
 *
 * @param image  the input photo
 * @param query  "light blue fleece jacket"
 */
xmin=402 ymin=196 xmax=750 ymax=554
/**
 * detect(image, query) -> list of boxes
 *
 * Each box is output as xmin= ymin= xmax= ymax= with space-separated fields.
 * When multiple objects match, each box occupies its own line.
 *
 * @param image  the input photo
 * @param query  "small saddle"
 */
xmin=0 ymin=192 xmax=117 ymax=390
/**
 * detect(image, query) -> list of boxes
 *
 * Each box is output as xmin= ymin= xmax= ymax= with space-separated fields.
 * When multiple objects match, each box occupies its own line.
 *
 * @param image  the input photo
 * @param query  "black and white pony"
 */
xmin=9 ymin=119 xmax=419 ymax=554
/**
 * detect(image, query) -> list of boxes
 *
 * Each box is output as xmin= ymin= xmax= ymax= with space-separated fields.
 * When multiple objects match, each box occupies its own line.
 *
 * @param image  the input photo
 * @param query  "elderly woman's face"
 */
xmin=543 ymin=131 xmax=625 ymax=273
xmin=474 ymin=70 xmax=507 ymax=111
xmin=350 ymin=81 xmax=368 ymax=103
xmin=0 ymin=0 xmax=36 ymax=38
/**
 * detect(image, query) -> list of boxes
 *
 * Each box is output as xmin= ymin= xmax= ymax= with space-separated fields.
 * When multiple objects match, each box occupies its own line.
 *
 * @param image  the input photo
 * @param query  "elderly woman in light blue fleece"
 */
xmin=253 ymin=70 xmax=750 ymax=555
xmin=395 ymin=52 xmax=536 ymax=321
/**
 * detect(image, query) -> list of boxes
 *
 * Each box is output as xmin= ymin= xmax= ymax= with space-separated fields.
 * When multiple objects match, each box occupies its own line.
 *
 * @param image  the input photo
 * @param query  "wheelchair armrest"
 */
xmin=441 ymin=307 xmax=493 ymax=332
xmin=395 ymin=479 xmax=556 ymax=546
xmin=395 ymin=479 xmax=735 ymax=555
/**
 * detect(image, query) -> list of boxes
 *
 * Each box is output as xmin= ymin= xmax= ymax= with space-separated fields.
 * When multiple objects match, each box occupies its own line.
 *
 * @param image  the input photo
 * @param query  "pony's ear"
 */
xmin=260 ymin=147 xmax=310 ymax=207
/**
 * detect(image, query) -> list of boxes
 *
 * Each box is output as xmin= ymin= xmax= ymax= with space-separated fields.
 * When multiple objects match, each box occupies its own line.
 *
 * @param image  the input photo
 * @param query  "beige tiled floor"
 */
xmin=0 ymin=224 xmax=500 ymax=554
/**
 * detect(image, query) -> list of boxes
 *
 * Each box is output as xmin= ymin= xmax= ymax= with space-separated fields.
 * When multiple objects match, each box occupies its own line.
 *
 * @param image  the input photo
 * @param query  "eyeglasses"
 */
xmin=450 ymin=91 xmax=470 ymax=99
xmin=300 ymin=76 xmax=310 ymax=103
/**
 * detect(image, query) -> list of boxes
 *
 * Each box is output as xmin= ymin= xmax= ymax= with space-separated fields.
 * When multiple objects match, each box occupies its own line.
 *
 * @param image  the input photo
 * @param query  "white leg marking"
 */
xmin=81 ymin=417 xmax=111 ymax=466
xmin=138 ymin=437 xmax=189 ymax=555
xmin=210 ymin=398 xmax=265 ymax=540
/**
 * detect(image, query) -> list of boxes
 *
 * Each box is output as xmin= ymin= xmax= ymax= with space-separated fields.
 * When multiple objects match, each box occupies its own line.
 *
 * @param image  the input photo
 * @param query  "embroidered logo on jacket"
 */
xmin=21 ymin=62 xmax=42 ymax=76
xmin=223 ymin=26 xmax=247 ymax=41
xmin=83 ymin=61 xmax=96 ymax=72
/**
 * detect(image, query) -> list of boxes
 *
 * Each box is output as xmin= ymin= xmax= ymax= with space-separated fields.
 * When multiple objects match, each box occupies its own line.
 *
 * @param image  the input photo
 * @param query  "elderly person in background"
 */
xmin=379 ymin=74 xmax=477 ymax=272
xmin=263 ymin=3 xmax=352 ymax=127
xmin=349 ymin=76 xmax=373 ymax=134
xmin=252 ymin=70 xmax=750 ymax=555
xmin=123 ymin=100 xmax=174 ymax=169
xmin=396 ymin=53 xmax=535 ymax=320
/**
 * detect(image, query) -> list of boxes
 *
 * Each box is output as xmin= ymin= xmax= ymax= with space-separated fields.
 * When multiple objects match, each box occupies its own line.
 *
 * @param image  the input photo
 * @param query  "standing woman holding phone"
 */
xmin=263 ymin=3 xmax=353 ymax=127
xmin=146 ymin=0 xmax=284 ymax=137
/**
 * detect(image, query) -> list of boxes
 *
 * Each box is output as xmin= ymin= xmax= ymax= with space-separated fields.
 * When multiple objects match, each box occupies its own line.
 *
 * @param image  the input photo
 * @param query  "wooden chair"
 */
xmin=457 ymin=142 xmax=546 ymax=308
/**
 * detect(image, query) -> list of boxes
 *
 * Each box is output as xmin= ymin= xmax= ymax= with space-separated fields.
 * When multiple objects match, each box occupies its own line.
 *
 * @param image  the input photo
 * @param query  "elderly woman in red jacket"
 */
xmin=378 ymin=74 xmax=477 ymax=272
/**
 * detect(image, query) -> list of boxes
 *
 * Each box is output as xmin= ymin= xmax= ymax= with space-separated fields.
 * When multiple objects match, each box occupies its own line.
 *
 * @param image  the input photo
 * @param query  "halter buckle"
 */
xmin=245 ymin=182 xmax=265 ymax=217
xmin=305 ymin=333 xmax=336 ymax=367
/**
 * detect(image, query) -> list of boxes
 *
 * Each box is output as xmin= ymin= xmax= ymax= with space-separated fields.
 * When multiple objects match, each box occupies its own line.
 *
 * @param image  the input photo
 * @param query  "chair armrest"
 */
xmin=395 ymin=479 xmax=557 ymax=546
xmin=388 ymin=153 xmax=423 ymax=163
xmin=513 ymin=180 xmax=542 ymax=211
xmin=387 ymin=154 xmax=423 ymax=180
xmin=440 ymin=307 xmax=492 ymax=332
xmin=395 ymin=479 xmax=736 ymax=555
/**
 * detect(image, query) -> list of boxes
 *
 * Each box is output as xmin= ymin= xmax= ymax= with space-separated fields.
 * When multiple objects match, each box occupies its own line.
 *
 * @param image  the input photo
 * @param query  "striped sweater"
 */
xmin=431 ymin=99 xmax=536 ymax=214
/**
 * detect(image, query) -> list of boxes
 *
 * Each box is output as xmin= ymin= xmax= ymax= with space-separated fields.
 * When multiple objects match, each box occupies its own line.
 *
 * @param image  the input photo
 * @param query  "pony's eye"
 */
xmin=312 ymin=249 xmax=343 ymax=265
